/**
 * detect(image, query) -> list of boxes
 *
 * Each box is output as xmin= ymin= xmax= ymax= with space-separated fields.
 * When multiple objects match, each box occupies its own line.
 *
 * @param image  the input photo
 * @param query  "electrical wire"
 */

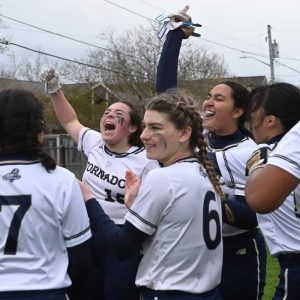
xmin=0 ymin=13 xmax=147 ymax=61
xmin=0 ymin=39 xmax=154 ymax=81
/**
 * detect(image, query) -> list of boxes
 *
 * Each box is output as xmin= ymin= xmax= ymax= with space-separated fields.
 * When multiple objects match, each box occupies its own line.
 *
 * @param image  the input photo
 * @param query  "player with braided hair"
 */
xmin=80 ymin=90 xmax=224 ymax=299
xmin=155 ymin=6 xmax=267 ymax=300
xmin=0 ymin=89 xmax=91 ymax=300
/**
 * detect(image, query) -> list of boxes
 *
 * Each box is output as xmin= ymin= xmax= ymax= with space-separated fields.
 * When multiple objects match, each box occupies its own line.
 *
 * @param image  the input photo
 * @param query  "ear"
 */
xmin=179 ymin=126 xmax=192 ymax=143
xmin=128 ymin=124 xmax=138 ymax=134
xmin=37 ymin=132 xmax=44 ymax=144
xmin=266 ymin=115 xmax=278 ymax=128
xmin=232 ymin=108 xmax=244 ymax=119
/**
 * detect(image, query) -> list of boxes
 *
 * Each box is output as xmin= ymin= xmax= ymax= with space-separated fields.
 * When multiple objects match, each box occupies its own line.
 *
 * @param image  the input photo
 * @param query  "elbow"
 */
xmin=245 ymin=192 xmax=278 ymax=214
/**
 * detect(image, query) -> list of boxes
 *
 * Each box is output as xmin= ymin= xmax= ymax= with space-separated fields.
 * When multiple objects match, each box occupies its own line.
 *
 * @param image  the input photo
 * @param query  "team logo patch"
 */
xmin=2 ymin=168 xmax=21 ymax=182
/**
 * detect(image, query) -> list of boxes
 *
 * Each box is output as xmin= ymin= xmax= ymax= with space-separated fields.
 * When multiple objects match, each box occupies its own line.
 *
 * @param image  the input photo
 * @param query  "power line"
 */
xmin=119 ymin=1 xmax=300 ymax=74
xmin=0 ymin=39 xmax=154 ymax=81
xmin=2 ymin=6 xmax=300 ymax=79
xmin=275 ymin=59 xmax=300 ymax=74
xmin=103 ymin=0 xmax=154 ymax=22
xmin=0 ymin=13 xmax=146 ymax=61
xmin=137 ymin=0 xmax=168 ymax=13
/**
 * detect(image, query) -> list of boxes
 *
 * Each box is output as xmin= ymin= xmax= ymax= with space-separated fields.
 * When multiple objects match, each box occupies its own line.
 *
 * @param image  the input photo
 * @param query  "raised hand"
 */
xmin=40 ymin=67 xmax=62 ymax=94
xmin=124 ymin=170 xmax=141 ymax=209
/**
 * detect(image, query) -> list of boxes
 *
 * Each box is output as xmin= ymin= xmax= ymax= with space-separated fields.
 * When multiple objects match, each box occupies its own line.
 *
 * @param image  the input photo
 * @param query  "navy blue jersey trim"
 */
xmin=104 ymin=145 xmax=145 ymax=157
xmin=271 ymin=154 xmax=300 ymax=169
xmin=65 ymin=225 xmax=91 ymax=241
xmin=222 ymin=152 xmax=235 ymax=188
xmin=209 ymin=136 xmax=250 ymax=152
xmin=0 ymin=159 xmax=41 ymax=166
xmin=128 ymin=209 xmax=157 ymax=229
xmin=80 ymin=128 xmax=91 ymax=151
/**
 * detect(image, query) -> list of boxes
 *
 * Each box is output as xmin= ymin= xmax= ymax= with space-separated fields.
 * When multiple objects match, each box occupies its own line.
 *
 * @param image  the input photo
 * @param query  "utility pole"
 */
xmin=267 ymin=25 xmax=279 ymax=83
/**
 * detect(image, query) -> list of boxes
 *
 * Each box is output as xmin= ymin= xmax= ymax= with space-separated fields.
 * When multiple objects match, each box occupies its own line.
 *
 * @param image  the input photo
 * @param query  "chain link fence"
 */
xmin=44 ymin=134 xmax=87 ymax=179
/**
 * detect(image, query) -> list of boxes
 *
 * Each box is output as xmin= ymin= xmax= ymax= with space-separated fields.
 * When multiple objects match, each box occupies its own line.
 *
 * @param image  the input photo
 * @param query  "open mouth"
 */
xmin=104 ymin=122 xmax=116 ymax=131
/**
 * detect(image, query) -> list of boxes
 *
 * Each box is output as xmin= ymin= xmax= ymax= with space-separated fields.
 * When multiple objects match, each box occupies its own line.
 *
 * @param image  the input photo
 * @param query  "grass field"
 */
xmin=263 ymin=252 xmax=280 ymax=300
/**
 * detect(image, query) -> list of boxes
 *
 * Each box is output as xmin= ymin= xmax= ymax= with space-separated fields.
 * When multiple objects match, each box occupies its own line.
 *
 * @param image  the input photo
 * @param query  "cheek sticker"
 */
xmin=152 ymin=132 xmax=167 ymax=149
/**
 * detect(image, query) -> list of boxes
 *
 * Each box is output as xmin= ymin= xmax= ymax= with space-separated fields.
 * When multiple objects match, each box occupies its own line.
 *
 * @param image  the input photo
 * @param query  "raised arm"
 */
xmin=41 ymin=68 xmax=84 ymax=143
xmin=156 ymin=29 xmax=185 ymax=94
xmin=156 ymin=6 xmax=195 ymax=94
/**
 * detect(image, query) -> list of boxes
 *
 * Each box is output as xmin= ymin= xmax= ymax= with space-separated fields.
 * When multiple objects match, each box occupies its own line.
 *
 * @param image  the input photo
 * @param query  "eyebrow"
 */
xmin=143 ymin=122 xmax=163 ymax=127
xmin=105 ymin=109 xmax=126 ymax=114
xmin=210 ymin=93 xmax=226 ymax=99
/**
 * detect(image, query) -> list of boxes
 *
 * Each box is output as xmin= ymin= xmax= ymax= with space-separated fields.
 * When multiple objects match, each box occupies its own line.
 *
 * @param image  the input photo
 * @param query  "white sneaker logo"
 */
xmin=236 ymin=248 xmax=247 ymax=255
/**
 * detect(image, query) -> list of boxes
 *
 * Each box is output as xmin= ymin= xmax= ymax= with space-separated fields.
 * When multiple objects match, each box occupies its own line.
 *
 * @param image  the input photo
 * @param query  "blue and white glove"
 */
xmin=156 ymin=5 xmax=201 ymax=39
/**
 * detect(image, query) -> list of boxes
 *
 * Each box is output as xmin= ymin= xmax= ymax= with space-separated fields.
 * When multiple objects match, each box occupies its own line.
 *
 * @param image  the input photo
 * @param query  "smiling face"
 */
xmin=100 ymin=102 xmax=137 ymax=151
xmin=141 ymin=110 xmax=192 ymax=166
xmin=202 ymin=84 xmax=243 ymax=136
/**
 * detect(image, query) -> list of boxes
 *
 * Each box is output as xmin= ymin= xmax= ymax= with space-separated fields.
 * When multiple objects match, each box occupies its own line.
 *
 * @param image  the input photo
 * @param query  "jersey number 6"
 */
xmin=203 ymin=191 xmax=222 ymax=250
xmin=0 ymin=195 xmax=32 ymax=255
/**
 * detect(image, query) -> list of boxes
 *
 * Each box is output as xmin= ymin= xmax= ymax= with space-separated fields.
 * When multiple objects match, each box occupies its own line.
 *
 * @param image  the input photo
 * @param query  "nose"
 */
xmin=202 ymin=98 xmax=213 ymax=108
xmin=140 ymin=127 xmax=149 ymax=141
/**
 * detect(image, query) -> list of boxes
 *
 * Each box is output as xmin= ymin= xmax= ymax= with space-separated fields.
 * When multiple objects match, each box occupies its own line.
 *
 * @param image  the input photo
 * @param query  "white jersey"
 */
xmin=268 ymin=121 xmax=300 ymax=219
xmin=125 ymin=158 xmax=223 ymax=293
xmin=210 ymin=135 xmax=258 ymax=237
xmin=0 ymin=157 xmax=91 ymax=292
xmin=256 ymin=142 xmax=300 ymax=256
xmin=78 ymin=128 xmax=159 ymax=224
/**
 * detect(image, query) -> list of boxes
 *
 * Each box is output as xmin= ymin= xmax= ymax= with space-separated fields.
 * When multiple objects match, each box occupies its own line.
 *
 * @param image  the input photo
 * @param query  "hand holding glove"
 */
xmin=40 ymin=67 xmax=61 ymax=94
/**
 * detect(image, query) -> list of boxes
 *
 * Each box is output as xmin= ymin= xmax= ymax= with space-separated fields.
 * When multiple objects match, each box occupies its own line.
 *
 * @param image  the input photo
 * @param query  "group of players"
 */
xmin=0 ymin=5 xmax=300 ymax=300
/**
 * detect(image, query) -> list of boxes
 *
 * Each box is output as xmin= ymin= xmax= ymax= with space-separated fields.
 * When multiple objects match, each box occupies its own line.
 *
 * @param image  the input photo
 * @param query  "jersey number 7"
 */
xmin=0 ymin=195 xmax=32 ymax=255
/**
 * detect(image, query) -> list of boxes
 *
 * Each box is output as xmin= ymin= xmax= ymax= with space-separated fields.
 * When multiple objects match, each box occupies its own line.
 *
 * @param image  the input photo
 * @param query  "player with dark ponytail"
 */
xmin=0 ymin=89 xmax=55 ymax=171
xmin=245 ymin=82 xmax=300 ymax=300
xmin=0 ymin=89 xmax=91 ymax=300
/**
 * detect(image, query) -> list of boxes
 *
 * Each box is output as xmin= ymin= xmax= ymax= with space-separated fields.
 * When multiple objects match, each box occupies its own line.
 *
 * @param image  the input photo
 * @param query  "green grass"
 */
xmin=263 ymin=252 xmax=280 ymax=300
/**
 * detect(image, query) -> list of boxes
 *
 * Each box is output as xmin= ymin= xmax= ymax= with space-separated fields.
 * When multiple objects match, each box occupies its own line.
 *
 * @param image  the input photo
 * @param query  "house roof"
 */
xmin=0 ymin=78 xmax=45 ymax=94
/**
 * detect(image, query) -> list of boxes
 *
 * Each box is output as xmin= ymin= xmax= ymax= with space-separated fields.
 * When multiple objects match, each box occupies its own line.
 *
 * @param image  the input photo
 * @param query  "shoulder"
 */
xmin=78 ymin=127 xmax=104 ymax=152
xmin=51 ymin=165 xmax=76 ymax=183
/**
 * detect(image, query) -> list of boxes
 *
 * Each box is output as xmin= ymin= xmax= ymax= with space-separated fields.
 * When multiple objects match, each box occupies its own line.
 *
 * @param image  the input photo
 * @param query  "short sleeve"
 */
xmin=62 ymin=179 xmax=92 ymax=248
xmin=125 ymin=169 xmax=171 ymax=235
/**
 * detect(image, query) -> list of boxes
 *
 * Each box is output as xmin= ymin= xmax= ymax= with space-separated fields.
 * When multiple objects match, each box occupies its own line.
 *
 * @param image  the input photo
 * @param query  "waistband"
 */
xmin=278 ymin=253 xmax=300 ymax=266
xmin=223 ymin=228 xmax=260 ymax=242
xmin=140 ymin=286 xmax=220 ymax=297
xmin=0 ymin=288 xmax=67 ymax=298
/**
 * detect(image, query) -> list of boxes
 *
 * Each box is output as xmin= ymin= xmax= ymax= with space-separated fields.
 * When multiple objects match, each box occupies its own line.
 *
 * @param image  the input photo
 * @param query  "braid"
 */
xmin=191 ymin=109 xmax=225 ymax=199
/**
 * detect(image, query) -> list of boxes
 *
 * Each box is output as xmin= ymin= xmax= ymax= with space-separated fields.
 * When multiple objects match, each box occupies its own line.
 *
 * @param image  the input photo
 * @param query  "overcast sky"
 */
xmin=1 ymin=0 xmax=300 ymax=85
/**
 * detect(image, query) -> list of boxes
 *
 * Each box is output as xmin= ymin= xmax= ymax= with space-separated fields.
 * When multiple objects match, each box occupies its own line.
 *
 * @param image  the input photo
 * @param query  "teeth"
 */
xmin=205 ymin=111 xmax=215 ymax=117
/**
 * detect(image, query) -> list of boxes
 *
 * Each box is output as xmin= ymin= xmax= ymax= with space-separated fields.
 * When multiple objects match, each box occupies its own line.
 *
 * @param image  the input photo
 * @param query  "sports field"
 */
xmin=263 ymin=252 xmax=280 ymax=300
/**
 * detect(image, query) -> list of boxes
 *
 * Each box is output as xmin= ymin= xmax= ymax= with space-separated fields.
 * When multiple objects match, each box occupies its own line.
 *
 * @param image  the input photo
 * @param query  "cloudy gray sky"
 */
xmin=1 ymin=0 xmax=300 ymax=85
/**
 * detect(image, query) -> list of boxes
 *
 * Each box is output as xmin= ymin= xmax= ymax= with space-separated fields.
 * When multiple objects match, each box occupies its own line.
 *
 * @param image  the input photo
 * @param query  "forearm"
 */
xmin=50 ymin=90 xmax=77 ymax=127
xmin=156 ymin=29 xmax=185 ymax=93
xmin=86 ymin=199 xmax=147 ymax=260
xmin=50 ymin=90 xmax=82 ymax=142
xmin=222 ymin=195 xmax=258 ymax=229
